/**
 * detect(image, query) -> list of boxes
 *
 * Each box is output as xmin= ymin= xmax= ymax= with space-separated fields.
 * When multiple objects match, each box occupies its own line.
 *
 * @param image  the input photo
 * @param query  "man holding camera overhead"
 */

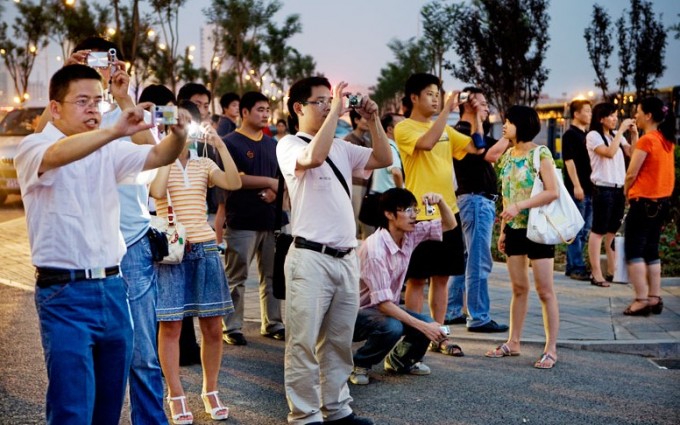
xmin=277 ymin=77 xmax=392 ymax=424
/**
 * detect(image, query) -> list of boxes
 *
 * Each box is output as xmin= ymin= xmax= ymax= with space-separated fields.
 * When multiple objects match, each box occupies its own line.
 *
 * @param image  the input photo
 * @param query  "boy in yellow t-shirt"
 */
xmin=394 ymin=73 xmax=483 ymax=356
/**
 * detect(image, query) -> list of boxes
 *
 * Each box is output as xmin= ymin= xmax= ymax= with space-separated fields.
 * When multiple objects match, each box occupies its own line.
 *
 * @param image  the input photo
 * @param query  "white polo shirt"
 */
xmin=277 ymin=132 xmax=372 ymax=249
xmin=586 ymin=130 xmax=628 ymax=186
xmin=15 ymin=122 xmax=153 ymax=269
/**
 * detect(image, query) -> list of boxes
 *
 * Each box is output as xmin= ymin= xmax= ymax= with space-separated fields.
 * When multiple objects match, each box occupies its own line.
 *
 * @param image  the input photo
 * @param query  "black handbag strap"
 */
xmin=297 ymin=135 xmax=351 ymax=199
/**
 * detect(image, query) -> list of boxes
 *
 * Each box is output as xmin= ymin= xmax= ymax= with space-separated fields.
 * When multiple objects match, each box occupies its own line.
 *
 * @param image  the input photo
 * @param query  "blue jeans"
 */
xmin=352 ymin=306 xmax=433 ymax=371
xmin=35 ymin=275 xmax=134 ymax=425
xmin=565 ymin=195 xmax=592 ymax=275
xmin=121 ymin=234 xmax=168 ymax=425
xmin=446 ymin=194 xmax=495 ymax=328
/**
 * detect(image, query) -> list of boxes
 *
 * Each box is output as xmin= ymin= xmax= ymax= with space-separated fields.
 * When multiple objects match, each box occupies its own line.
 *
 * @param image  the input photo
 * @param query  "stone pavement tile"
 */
xmin=613 ymin=327 xmax=637 ymax=340
xmin=630 ymin=331 xmax=676 ymax=340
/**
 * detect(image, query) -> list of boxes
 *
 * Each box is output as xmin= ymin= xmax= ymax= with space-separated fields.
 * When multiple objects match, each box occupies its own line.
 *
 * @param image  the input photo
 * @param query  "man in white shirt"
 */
xmin=15 ymin=64 xmax=187 ymax=425
xmin=276 ymin=77 xmax=392 ymax=424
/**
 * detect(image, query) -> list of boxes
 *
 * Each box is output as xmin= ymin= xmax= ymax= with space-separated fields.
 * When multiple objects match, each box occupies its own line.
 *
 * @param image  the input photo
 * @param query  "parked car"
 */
xmin=0 ymin=107 xmax=43 ymax=204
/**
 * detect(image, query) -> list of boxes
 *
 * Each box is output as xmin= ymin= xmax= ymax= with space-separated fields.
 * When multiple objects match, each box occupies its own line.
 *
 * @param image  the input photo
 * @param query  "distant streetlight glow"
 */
xmin=0 ymin=49 xmax=5 ymax=55
xmin=28 ymin=45 xmax=37 ymax=54
xmin=56 ymin=56 xmax=62 ymax=61
xmin=189 ymin=45 xmax=196 ymax=52
xmin=107 ymin=27 xmax=116 ymax=36
xmin=587 ymin=90 xmax=594 ymax=98
xmin=23 ymin=93 xmax=30 ymax=100
xmin=159 ymin=43 xmax=166 ymax=50
xmin=65 ymin=0 xmax=76 ymax=6
xmin=13 ymin=96 xmax=20 ymax=104
xmin=187 ymin=54 xmax=194 ymax=61
xmin=147 ymin=29 xmax=155 ymax=38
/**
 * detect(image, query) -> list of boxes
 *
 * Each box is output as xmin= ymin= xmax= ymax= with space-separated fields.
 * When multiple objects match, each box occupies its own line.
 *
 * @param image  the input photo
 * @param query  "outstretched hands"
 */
xmin=112 ymin=102 xmax=155 ymax=138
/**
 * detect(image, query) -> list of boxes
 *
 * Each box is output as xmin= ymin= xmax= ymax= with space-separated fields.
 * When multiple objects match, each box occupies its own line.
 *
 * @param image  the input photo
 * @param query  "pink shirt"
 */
xmin=358 ymin=221 xmax=442 ymax=308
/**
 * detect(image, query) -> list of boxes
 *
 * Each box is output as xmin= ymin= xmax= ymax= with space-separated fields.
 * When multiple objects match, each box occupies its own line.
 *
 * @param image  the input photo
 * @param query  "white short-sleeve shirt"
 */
xmin=586 ymin=130 xmax=628 ymax=186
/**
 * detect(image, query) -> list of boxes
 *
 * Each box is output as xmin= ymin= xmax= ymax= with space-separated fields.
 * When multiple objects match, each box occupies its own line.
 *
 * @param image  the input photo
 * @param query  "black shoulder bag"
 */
xmin=272 ymin=135 xmax=351 ymax=299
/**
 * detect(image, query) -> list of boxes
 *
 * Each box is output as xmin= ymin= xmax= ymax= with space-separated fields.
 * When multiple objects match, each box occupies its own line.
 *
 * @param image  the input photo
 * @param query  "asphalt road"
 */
xmin=1 ymin=282 xmax=678 ymax=425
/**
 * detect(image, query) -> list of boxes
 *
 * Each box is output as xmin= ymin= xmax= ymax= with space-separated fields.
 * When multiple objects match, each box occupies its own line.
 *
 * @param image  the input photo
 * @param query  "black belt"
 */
xmin=35 ymin=266 xmax=120 ymax=288
xmin=293 ymin=237 xmax=353 ymax=258
xmin=460 ymin=192 xmax=499 ymax=202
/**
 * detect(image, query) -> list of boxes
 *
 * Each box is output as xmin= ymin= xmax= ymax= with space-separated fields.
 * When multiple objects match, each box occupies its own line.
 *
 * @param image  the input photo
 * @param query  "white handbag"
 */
xmin=149 ymin=190 xmax=187 ymax=265
xmin=526 ymin=146 xmax=585 ymax=245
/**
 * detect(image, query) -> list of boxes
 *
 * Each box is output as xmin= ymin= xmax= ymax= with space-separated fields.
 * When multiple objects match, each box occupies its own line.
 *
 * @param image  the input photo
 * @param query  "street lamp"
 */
xmin=65 ymin=0 xmax=76 ymax=6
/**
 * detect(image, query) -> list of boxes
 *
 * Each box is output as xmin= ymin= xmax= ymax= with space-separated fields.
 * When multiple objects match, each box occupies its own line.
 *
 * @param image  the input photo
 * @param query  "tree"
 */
xmin=446 ymin=0 xmax=550 ymax=117
xmin=370 ymin=38 xmax=432 ymax=113
xmin=584 ymin=5 xmax=613 ymax=99
xmin=671 ymin=14 xmax=680 ymax=40
xmin=149 ymin=0 xmax=187 ymax=94
xmin=617 ymin=0 xmax=667 ymax=101
xmin=46 ymin=0 xmax=109 ymax=61
xmin=0 ymin=0 xmax=51 ymax=105
xmin=420 ymin=0 xmax=462 ymax=83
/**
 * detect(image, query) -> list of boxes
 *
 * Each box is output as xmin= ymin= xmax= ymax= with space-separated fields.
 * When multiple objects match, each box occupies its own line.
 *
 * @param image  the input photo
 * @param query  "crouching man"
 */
xmin=350 ymin=189 xmax=458 ymax=385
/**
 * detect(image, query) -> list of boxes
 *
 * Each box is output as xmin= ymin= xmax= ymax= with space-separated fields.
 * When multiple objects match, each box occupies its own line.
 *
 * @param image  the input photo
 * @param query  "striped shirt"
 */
xmin=156 ymin=157 xmax=219 ymax=243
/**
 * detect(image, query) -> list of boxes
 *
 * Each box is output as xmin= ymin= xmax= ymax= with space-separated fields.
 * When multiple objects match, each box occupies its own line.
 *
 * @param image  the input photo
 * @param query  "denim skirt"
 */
xmin=156 ymin=241 xmax=234 ymax=321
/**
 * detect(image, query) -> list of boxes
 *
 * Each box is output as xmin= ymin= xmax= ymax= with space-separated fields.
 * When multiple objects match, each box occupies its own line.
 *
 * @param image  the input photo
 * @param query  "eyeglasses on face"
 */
xmin=396 ymin=207 xmax=420 ymax=215
xmin=300 ymin=98 xmax=333 ymax=109
xmin=59 ymin=98 xmax=106 ymax=110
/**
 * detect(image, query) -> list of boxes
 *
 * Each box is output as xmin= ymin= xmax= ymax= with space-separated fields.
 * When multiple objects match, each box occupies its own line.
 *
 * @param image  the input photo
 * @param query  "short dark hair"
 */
xmin=73 ymin=37 xmax=124 ymax=61
xmin=589 ymin=102 xmax=618 ymax=139
xmin=639 ymin=97 xmax=676 ymax=143
xmin=239 ymin=91 xmax=269 ymax=118
xmin=177 ymin=82 xmax=211 ymax=103
xmin=178 ymin=99 xmax=201 ymax=122
xmin=276 ymin=119 xmax=287 ymax=126
xmin=377 ymin=188 xmax=418 ymax=229
xmin=380 ymin=113 xmax=403 ymax=132
xmin=49 ymin=64 xmax=102 ymax=102
xmin=569 ymin=99 xmax=591 ymax=118
xmin=459 ymin=86 xmax=484 ymax=115
xmin=349 ymin=109 xmax=362 ymax=129
xmin=139 ymin=84 xmax=176 ymax=105
xmin=219 ymin=92 xmax=240 ymax=110
xmin=286 ymin=76 xmax=331 ymax=131
xmin=403 ymin=73 xmax=441 ymax=113
xmin=505 ymin=105 xmax=541 ymax=142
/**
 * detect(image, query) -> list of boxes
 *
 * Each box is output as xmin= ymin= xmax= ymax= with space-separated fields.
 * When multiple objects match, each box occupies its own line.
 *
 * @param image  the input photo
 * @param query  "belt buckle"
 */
xmin=86 ymin=267 xmax=106 ymax=279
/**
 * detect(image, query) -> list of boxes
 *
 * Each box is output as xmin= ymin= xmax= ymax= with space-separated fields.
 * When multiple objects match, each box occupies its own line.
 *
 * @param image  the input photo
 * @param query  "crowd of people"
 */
xmin=14 ymin=36 xmax=676 ymax=425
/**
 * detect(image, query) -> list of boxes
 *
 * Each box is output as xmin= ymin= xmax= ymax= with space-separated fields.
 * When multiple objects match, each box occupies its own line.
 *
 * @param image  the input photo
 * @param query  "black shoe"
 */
xmin=443 ymin=316 xmax=467 ymax=325
xmin=467 ymin=320 xmax=509 ymax=333
xmin=570 ymin=271 xmax=591 ymax=281
xmin=223 ymin=333 xmax=247 ymax=346
xmin=325 ymin=413 xmax=375 ymax=425
xmin=263 ymin=328 xmax=285 ymax=341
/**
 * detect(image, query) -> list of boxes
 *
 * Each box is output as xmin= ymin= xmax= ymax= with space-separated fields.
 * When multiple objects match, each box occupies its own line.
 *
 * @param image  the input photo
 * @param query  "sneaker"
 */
xmin=443 ymin=315 xmax=467 ymax=325
xmin=407 ymin=361 xmax=431 ymax=376
xmin=262 ymin=328 xmax=285 ymax=341
xmin=467 ymin=320 xmax=509 ymax=333
xmin=324 ymin=413 xmax=375 ymax=425
xmin=223 ymin=333 xmax=247 ymax=346
xmin=570 ymin=271 xmax=591 ymax=281
xmin=349 ymin=366 xmax=370 ymax=385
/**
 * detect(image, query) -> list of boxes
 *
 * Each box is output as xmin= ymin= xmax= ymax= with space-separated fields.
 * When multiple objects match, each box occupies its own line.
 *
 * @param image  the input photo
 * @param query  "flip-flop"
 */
xmin=485 ymin=343 xmax=520 ymax=358
xmin=534 ymin=353 xmax=557 ymax=369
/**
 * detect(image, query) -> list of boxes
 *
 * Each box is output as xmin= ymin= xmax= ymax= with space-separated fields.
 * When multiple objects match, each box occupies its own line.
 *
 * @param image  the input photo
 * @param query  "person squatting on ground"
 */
xmin=277 ymin=76 xmax=392 ymax=424
xmin=446 ymin=86 xmax=510 ymax=333
xmin=561 ymin=99 xmax=594 ymax=282
xmin=485 ymin=105 xmax=560 ymax=370
xmin=15 ymin=63 xmax=187 ymax=425
xmin=350 ymin=189 xmax=457 ymax=386
xmin=394 ymin=73 xmax=483 ymax=356
xmin=222 ymin=91 xmax=285 ymax=346
xmin=150 ymin=103 xmax=242 ymax=424
xmin=586 ymin=103 xmax=636 ymax=288
xmin=622 ymin=97 xmax=676 ymax=316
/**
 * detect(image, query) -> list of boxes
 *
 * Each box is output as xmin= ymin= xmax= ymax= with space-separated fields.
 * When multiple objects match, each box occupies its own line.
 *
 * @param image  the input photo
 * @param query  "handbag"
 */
xmin=358 ymin=191 xmax=382 ymax=227
xmin=272 ymin=134 xmax=353 ymax=299
xmin=612 ymin=214 xmax=628 ymax=283
xmin=149 ymin=190 xmax=187 ymax=264
xmin=526 ymin=146 xmax=585 ymax=245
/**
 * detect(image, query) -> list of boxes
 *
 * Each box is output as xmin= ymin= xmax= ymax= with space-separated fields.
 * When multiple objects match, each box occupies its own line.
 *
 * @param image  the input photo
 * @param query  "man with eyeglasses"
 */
xmin=446 ymin=86 xmax=511 ymax=333
xmin=276 ymin=77 xmax=392 ymax=424
xmin=349 ymin=189 xmax=456 ymax=386
xmin=15 ymin=64 xmax=188 ymax=425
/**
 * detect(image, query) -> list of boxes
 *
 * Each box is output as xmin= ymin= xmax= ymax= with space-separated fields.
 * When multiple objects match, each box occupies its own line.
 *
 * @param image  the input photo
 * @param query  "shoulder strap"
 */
xmin=532 ymin=146 xmax=543 ymax=177
xmin=297 ymin=134 xmax=351 ymax=199
xmin=275 ymin=170 xmax=285 ymax=231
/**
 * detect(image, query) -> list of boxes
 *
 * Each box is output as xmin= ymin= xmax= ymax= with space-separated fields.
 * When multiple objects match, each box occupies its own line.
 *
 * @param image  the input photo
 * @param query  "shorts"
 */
xmin=624 ymin=198 xmax=670 ymax=264
xmin=591 ymin=186 xmax=625 ymax=235
xmin=405 ymin=215 xmax=465 ymax=279
xmin=503 ymin=225 xmax=555 ymax=260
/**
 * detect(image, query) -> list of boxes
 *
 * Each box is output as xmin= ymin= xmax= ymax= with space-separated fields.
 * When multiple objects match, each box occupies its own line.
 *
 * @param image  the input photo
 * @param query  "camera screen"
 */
xmin=87 ymin=52 xmax=109 ymax=68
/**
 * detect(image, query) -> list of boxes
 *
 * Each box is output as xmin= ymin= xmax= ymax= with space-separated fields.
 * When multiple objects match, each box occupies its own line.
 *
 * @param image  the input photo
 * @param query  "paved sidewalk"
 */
xmin=1 ymin=217 xmax=678 ymax=358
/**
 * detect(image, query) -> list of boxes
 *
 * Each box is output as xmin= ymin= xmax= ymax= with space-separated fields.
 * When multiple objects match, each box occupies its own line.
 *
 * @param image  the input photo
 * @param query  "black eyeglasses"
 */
xmin=300 ymin=98 xmax=333 ymax=108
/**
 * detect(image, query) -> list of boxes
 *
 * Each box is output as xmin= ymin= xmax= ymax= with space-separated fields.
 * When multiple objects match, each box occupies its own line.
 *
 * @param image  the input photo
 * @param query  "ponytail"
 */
xmin=639 ymin=97 xmax=676 ymax=143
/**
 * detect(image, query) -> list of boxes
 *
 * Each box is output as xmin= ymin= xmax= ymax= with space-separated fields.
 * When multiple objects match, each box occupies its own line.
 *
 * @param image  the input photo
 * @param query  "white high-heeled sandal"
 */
xmin=167 ymin=395 xmax=193 ymax=425
xmin=201 ymin=391 xmax=229 ymax=420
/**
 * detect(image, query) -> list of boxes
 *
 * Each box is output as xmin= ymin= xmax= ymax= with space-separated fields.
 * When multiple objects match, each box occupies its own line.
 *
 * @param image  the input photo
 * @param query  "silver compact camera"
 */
xmin=87 ymin=48 xmax=117 ymax=69
xmin=424 ymin=200 xmax=436 ymax=216
xmin=152 ymin=105 xmax=178 ymax=125
xmin=344 ymin=94 xmax=362 ymax=109
xmin=439 ymin=325 xmax=450 ymax=335
xmin=458 ymin=91 xmax=470 ymax=103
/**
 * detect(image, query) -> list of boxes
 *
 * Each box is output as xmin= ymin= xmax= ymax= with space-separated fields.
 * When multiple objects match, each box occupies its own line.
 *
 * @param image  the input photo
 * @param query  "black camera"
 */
xmin=345 ymin=94 xmax=362 ymax=109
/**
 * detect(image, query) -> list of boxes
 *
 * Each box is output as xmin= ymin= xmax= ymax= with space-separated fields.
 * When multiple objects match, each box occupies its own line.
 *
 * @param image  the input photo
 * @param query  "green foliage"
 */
xmin=447 ymin=0 xmax=550 ymax=117
xmin=46 ymin=0 xmax=109 ymax=60
xmin=420 ymin=0 xmax=461 ymax=82
xmin=583 ymin=5 xmax=613 ymax=99
xmin=149 ymin=0 xmax=188 ymax=93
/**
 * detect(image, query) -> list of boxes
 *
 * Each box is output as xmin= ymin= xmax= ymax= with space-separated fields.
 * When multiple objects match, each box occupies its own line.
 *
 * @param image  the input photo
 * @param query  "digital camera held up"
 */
xmin=152 ymin=105 xmax=178 ymax=126
xmin=344 ymin=94 xmax=362 ymax=109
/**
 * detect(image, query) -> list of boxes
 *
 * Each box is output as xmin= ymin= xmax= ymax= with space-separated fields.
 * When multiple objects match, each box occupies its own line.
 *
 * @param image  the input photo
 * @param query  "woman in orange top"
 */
xmin=622 ymin=97 xmax=676 ymax=316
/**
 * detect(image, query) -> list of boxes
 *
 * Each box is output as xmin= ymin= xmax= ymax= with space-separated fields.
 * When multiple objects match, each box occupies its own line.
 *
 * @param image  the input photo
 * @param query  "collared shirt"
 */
xmin=276 ymin=131 xmax=372 ymax=249
xmin=358 ymin=221 xmax=442 ymax=308
xmin=15 ymin=122 xmax=153 ymax=269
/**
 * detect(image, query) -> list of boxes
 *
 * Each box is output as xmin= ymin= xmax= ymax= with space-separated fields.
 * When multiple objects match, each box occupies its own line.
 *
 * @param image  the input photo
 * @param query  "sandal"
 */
xmin=201 ymin=391 xmax=229 ymax=420
xmin=649 ymin=295 xmax=663 ymax=315
xmin=590 ymin=277 xmax=610 ymax=288
xmin=485 ymin=343 xmax=520 ymax=358
xmin=167 ymin=395 xmax=193 ymax=425
xmin=429 ymin=340 xmax=464 ymax=357
xmin=623 ymin=298 xmax=650 ymax=316
xmin=534 ymin=353 xmax=557 ymax=369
